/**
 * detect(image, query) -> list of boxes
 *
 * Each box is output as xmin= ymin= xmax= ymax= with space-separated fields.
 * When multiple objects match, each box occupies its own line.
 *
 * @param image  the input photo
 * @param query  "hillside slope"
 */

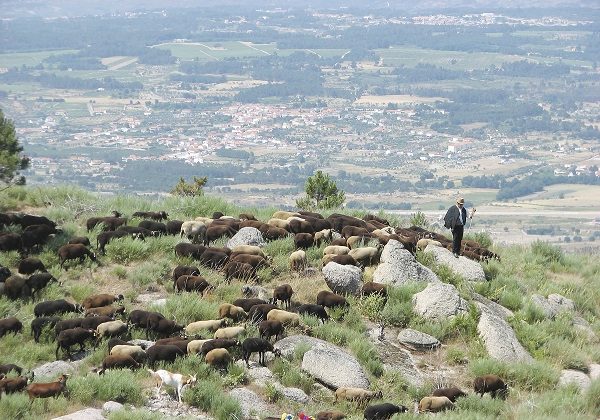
xmin=0 ymin=186 xmax=599 ymax=419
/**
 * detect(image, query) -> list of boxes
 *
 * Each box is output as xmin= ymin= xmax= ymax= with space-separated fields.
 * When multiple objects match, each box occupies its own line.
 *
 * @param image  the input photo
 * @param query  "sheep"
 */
xmin=268 ymin=216 xmax=291 ymax=230
xmin=175 ymin=275 xmax=212 ymax=294
xmin=271 ymin=284 xmax=293 ymax=308
xmin=58 ymin=244 xmax=97 ymax=269
xmin=346 ymin=235 xmax=373 ymax=249
xmin=0 ymin=364 xmax=23 ymax=376
xmin=247 ymin=303 xmax=278 ymax=324
xmin=266 ymin=309 xmax=300 ymax=327
xmin=223 ymin=261 xmax=257 ymax=283
xmin=56 ymin=327 xmax=95 ymax=360
xmin=172 ymin=265 xmax=200 ymax=282
xmin=205 ymin=348 xmax=232 ymax=369
xmin=34 ymin=299 xmax=80 ymax=318
xmin=98 ymin=354 xmax=140 ymax=375
xmin=154 ymin=338 xmax=190 ymax=354
xmin=0 ymin=374 xmax=30 ymax=396
xmin=241 ymin=337 xmax=281 ymax=366
xmin=2 ymin=276 xmax=32 ymax=300
xmin=241 ymin=285 xmax=270 ymax=301
xmin=432 ymin=386 xmax=467 ymax=403
xmin=214 ymin=326 xmax=246 ymax=340
xmin=348 ymin=246 xmax=383 ymax=266
xmin=81 ymin=316 xmax=113 ymax=331
xmin=317 ymin=290 xmax=349 ymax=309
xmin=26 ymin=273 xmax=59 ymax=299
xmin=323 ymin=245 xmax=350 ymax=256
xmin=187 ymin=339 xmax=212 ymax=354
xmin=416 ymin=238 xmax=442 ymax=252
xmin=0 ymin=317 xmax=23 ymax=338
xmin=322 ymin=254 xmax=359 ymax=268
xmin=95 ymin=320 xmax=128 ymax=339
xmin=174 ymin=243 xmax=206 ymax=259
xmin=231 ymin=254 xmax=271 ymax=271
xmin=184 ymin=319 xmax=227 ymax=336
xmin=109 ymin=345 xmax=146 ymax=362
xmin=361 ymin=282 xmax=388 ymax=298
xmin=31 ymin=316 xmax=61 ymax=342
xmin=232 ymin=298 xmax=267 ymax=313
xmin=146 ymin=345 xmax=186 ymax=368
xmin=316 ymin=410 xmax=346 ymax=420
xmin=200 ymin=338 xmax=240 ymax=356
xmin=82 ymin=293 xmax=124 ymax=310
xmin=146 ymin=318 xmax=184 ymax=339
xmin=263 ymin=226 xmax=289 ymax=241
xmin=180 ymin=221 xmax=208 ymax=244
xmin=418 ymin=396 xmax=455 ymax=412
xmin=85 ymin=305 xmax=125 ymax=318
xmin=231 ymin=245 xmax=265 ymax=258
xmin=18 ymin=257 xmax=47 ymax=275
xmin=132 ymin=211 xmax=168 ymax=221
xmin=294 ymin=232 xmax=314 ymax=249
xmin=473 ymin=374 xmax=508 ymax=399
xmin=297 ymin=304 xmax=329 ymax=323
xmin=26 ymin=374 xmax=69 ymax=401
xmin=273 ymin=211 xmax=301 ymax=220
xmin=107 ymin=338 xmax=133 ymax=352
xmin=341 ymin=226 xmax=371 ymax=239
xmin=258 ymin=319 xmax=284 ymax=341
xmin=334 ymin=387 xmax=382 ymax=404
xmin=289 ymin=250 xmax=307 ymax=272
xmin=218 ymin=303 xmax=248 ymax=321
xmin=314 ymin=229 xmax=333 ymax=246
xmin=364 ymin=403 xmax=408 ymax=420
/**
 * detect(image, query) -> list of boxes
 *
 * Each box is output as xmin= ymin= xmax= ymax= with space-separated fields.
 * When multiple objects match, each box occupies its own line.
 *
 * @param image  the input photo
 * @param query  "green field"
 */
xmin=0 ymin=49 xmax=78 ymax=68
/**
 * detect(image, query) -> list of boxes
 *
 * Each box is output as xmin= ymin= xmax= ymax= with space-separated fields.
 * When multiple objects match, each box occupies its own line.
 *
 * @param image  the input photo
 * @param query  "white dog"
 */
xmin=147 ymin=369 xmax=197 ymax=403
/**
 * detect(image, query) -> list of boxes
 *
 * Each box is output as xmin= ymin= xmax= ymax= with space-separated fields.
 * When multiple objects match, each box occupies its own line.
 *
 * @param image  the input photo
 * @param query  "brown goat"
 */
xmin=26 ymin=374 xmax=69 ymax=401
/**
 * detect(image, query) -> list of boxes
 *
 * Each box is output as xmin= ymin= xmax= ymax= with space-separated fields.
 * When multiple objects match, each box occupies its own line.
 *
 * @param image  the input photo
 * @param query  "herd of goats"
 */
xmin=0 ymin=208 xmax=505 ymax=419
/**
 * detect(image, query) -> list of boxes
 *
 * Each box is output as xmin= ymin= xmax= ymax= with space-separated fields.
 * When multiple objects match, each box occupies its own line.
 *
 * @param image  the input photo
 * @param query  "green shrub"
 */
xmin=446 ymin=347 xmax=468 ymax=365
xmin=68 ymin=371 xmax=143 ymax=405
xmin=184 ymin=379 xmax=242 ymax=420
xmin=355 ymin=293 xmax=387 ymax=321
xmin=128 ymin=259 xmax=171 ymax=288
xmin=271 ymin=359 xmax=313 ymax=394
xmin=157 ymin=294 xmax=220 ymax=326
xmin=223 ymin=362 xmax=248 ymax=387
xmin=349 ymin=337 xmax=384 ymax=377
xmin=264 ymin=381 xmax=282 ymax=402
xmin=466 ymin=231 xmax=493 ymax=248
xmin=511 ymin=386 xmax=587 ymax=418
xmin=585 ymin=379 xmax=600 ymax=416
xmin=531 ymin=240 xmax=564 ymax=265
xmin=455 ymin=393 xmax=506 ymax=417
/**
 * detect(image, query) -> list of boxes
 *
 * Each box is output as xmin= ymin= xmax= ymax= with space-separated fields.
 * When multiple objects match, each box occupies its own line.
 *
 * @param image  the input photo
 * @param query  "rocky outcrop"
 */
xmin=322 ymin=262 xmax=363 ymax=295
xmin=531 ymin=293 xmax=575 ymax=320
xmin=33 ymin=360 xmax=79 ymax=379
xmin=558 ymin=369 xmax=592 ymax=391
xmin=412 ymin=283 xmax=468 ymax=320
xmin=424 ymin=244 xmax=486 ymax=282
xmin=102 ymin=401 xmax=124 ymax=414
xmin=229 ymin=388 xmax=270 ymax=417
xmin=52 ymin=408 xmax=105 ymax=420
xmin=473 ymin=293 xmax=513 ymax=320
xmin=301 ymin=344 xmax=370 ymax=389
xmin=226 ymin=227 xmax=265 ymax=248
xmin=274 ymin=335 xmax=332 ymax=359
xmin=397 ymin=329 xmax=440 ymax=351
xmin=477 ymin=303 xmax=533 ymax=363
xmin=273 ymin=382 xmax=309 ymax=403
xmin=373 ymin=240 xmax=439 ymax=286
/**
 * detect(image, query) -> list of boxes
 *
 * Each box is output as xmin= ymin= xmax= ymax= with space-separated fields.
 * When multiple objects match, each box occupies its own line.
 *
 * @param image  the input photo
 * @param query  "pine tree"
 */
xmin=0 ymin=109 xmax=30 ymax=187
xmin=296 ymin=170 xmax=345 ymax=210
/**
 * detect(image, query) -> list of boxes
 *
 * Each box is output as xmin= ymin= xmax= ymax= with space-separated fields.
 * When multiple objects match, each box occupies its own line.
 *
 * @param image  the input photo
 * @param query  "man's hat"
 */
xmin=456 ymin=197 xmax=465 ymax=204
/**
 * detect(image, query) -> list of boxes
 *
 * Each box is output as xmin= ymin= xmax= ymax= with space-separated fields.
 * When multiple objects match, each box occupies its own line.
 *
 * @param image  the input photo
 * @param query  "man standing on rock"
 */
xmin=444 ymin=197 xmax=472 ymax=258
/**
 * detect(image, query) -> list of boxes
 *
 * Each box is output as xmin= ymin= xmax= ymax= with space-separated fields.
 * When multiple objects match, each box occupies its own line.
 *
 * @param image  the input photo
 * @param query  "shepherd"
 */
xmin=443 ymin=197 xmax=474 ymax=258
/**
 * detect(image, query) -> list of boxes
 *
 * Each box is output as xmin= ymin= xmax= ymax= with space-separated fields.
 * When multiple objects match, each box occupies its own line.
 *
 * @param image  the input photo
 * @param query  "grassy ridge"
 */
xmin=0 ymin=185 xmax=599 ymax=419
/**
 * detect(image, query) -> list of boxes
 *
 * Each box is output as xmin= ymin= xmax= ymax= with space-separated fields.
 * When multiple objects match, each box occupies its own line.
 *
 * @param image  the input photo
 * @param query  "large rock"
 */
xmin=274 ymin=335 xmax=332 ymax=359
xmin=102 ymin=401 xmax=124 ymax=414
xmin=558 ymin=369 xmax=592 ymax=391
xmin=589 ymin=364 xmax=600 ymax=381
xmin=229 ymin=387 xmax=270 ymax=417
xmin=412 ymin=283 xmax=468 ymax=320
xmin=226 ymin=227 xmax=265 ymax=248
xmin=424 ymin=244 xmax=486 ymax=282
xmin=301 ymin=345 xmax=370 ymax=389
xmin=573 ymin=317 xmax=599 ymax=342
xmin=52 ymin=408 xmax=105 ymax=420
xmin=273 ymin=382 xmax=309 ymax=403
xmin=373 ymin=240 xmax=439 ymax=286
xmin=322 ymin=262 xmax=363 ymax=295
xmin=473 ymin=293 xmax=513 ymax=320
xmin=477 ymin=303 xmax=533 ymax=363
xmin=531 ymin=293 xmax=575 ymax=320
xmin=397 ymin=328 xmax=440 ymax=351
xmin=33 ymin=360 xmax=77 ymax=380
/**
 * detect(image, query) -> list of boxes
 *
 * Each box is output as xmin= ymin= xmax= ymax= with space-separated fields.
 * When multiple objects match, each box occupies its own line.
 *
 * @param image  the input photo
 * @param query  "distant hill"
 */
xmin=4 ymin=0 xmax=598 ymax=19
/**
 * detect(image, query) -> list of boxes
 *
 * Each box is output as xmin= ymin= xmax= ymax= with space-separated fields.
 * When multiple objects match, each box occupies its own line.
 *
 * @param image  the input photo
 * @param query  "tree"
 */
xmin=296 ymin=170 xmax=345 ymax=210
xmin=0 ymin=109 xmax=29 ymax=188
xmin=170 ymin=176 xmax=207 ymax=196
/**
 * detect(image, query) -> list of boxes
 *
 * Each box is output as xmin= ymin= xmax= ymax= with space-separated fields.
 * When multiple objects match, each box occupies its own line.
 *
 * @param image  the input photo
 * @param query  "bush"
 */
xmin=157 ymin=293 xmax=220 ymax=326
xmin=585 ymin=379 xmax=600 ymax=416
xmin=68 ymin=371 xmax=143 ymax=405
xmin=470 ymin=358 xmax=559 ymax=392
xmin=271 ymin=358 xmax=313 ymax=394
xmin=531 ymin=240 xmax=564 ymax=265
xmin=455 ymin=393 xmax=506 ymax=417
xmin=184 ymin=379 xmax=242 ymax=420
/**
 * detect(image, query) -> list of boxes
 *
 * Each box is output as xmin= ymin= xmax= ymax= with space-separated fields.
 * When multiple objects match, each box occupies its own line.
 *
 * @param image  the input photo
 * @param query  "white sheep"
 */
xmin=289 ymin=249 xmax=307 ymax=271
xmin=214 ymin=326 xmax=246 ymax=339
xmin=187 ymin=339 xmax=212 ymax=354
xmin=184 ymin=319 xmax=227 ymax=336
xmin=266 ymin=309 xmax=300 ymax=327
xmin=323 ymin=245 xmax=350 ymax=256
xmin=180 ymin=221 xmax=207 ymax=244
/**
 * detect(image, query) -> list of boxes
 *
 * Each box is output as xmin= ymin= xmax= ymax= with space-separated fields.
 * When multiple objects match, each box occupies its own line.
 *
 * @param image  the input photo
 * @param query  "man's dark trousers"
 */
xmin=452 ymin=225 xmax=464 ymax=255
